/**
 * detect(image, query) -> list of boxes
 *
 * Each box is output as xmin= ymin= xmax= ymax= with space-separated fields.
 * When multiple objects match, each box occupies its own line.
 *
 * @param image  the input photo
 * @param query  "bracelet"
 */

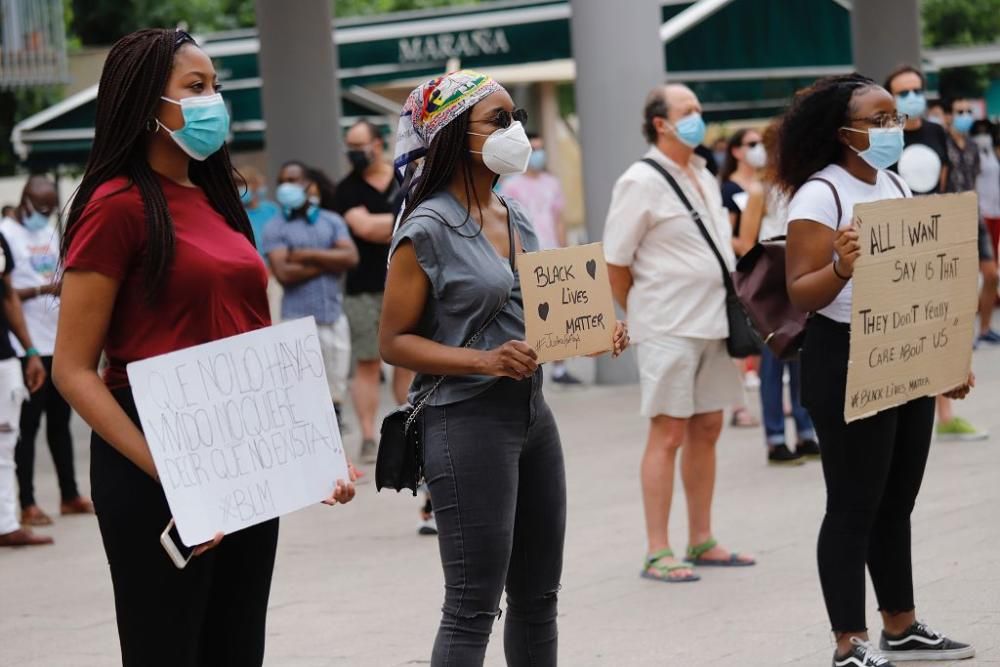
xmin=25 ymin=347 xmax=39 ymax=358
xmin=832 ymin=261 xmax=852 ymax=281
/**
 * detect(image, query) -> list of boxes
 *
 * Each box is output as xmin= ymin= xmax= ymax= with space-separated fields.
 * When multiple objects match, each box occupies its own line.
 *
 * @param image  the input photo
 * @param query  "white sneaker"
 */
xmin=417 ymin=515 xmax=438 ymax=536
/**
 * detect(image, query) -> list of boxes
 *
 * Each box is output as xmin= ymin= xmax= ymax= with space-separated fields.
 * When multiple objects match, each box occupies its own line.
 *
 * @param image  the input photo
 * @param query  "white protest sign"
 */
xmin=127 ymin=317 xmax=348 ymax=546
xmin=845 ymin=192 xmax=978 ymax=423
xmin=518 ymin=243 xmax=618 ymax=363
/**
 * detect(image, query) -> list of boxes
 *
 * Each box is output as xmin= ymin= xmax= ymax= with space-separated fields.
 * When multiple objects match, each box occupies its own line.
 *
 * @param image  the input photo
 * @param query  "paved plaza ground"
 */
xmin=3 ymin=342 xmax=999 ymax=666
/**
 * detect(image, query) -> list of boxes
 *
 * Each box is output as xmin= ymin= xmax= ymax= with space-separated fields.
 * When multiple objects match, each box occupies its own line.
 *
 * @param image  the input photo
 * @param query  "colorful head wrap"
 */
xmin=393 ymin=69 xmax=502 ymax=179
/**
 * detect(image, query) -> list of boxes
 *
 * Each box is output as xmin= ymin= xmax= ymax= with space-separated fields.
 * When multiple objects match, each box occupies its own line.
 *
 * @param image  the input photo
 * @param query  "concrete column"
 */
xmin=254 ymin=0 xmax=342 ymax=186
xmin=538 ymin=81 xmax=561 ymax=174
xmin=570 ymin=0 xmax=664 ymax=385
xmin=851 ymin=0 xmax=922 ymax=84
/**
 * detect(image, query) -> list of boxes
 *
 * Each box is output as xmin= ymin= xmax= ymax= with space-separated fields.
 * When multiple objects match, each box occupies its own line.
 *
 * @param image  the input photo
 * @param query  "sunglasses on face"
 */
xmin=473 ymin=108 xmax=528 ymax=129
xmin=896 ymin=88 xmax=923 ymax=97
xmin=955 ymin=109 xmax=974 ymax=116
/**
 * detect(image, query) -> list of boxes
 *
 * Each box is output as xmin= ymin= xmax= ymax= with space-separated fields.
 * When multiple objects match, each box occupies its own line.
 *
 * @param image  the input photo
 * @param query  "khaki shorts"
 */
xmin=343 ymin=292 xmax=383 ymax=363
xmin=637 ymin=335 xmax=742 ymax=419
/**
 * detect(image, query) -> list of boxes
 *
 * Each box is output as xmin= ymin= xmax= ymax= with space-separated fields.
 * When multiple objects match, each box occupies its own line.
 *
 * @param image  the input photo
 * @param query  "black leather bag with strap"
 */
xmin=641 ymin=157 xmax=762 ymax=358
xmin=375 ymin=208 xmax=517 ymax=496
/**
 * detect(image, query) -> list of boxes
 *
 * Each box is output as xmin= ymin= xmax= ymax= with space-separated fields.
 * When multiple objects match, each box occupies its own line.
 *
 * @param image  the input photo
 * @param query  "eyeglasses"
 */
xmin=175 ymin=30 xmax=194 ymax=46
xmin=848 ymin=112 xmax=907 ymax=129
xmin=895 ymin=88 xmax=923 ymax=97
xmin=472 ymin=108 xmax=528 ymax=129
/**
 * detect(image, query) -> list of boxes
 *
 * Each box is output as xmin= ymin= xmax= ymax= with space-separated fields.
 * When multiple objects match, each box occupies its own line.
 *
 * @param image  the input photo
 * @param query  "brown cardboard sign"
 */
xmin=845 ymin=192 xmax=978 ymax=423
xmin=518 ymin=243 xmax=618 ymax=363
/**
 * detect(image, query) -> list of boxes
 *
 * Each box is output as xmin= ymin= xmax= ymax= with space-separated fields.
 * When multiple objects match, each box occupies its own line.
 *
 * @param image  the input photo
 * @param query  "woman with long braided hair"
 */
xmin=381 ymin=71 xmax=628 ymax=666
xmin=52 ymin=29 xmax=354 ymax=666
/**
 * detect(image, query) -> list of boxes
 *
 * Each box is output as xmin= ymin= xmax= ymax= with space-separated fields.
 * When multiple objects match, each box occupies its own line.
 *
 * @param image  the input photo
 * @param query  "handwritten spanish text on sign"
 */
xmin=127 ymin=317 xmax=349 ymax=546
xmin=845 ymin=192 xmax=978 ymax=423
xmin=519 ymin=243 xmax=618 ymax=363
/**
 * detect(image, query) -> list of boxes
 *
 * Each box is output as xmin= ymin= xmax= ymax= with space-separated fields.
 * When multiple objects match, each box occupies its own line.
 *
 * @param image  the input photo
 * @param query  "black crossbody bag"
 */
xmin=375 ymin=211 xmax=516 ymax=495
xmin=641 ymin=158 xmax=763 ymax=358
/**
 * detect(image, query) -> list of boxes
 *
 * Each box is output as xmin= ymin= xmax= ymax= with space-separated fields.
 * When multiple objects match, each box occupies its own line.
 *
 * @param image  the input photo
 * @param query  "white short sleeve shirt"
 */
xmin=0 ymin=219 xmax=60 ymax=355
xmin=786 ymin=163 xmax=911 ymax=323
xmin=603 ymin=147 xmax=734 ymax=342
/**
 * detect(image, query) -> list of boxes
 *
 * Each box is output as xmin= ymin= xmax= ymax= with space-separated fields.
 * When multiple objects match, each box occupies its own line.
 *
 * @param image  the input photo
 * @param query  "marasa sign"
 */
xmin=398 ymin=29 xmax=511 ymax=64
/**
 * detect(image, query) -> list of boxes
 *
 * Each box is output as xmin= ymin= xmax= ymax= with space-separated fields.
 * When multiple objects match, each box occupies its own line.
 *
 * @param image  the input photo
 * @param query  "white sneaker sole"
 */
xmin=880 ymin=646 xmax=975 ymax=661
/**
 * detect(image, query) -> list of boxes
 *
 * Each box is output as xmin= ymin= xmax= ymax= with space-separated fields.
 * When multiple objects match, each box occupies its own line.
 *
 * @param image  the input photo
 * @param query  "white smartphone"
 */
xmin=160 ymin=518 xmax=194 ymax=570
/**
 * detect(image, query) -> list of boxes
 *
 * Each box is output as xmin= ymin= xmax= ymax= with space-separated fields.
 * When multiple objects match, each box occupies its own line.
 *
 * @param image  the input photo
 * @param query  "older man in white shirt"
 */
xmin=604 ymin=83 xmax=755 ymax=583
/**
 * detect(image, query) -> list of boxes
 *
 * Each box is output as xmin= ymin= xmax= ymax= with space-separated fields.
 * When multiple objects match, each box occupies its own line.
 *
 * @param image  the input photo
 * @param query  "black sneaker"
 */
xmin=797 ymin=439 xmax=821 ymax=459
xmin=552 ymin=371 xmax=583 ymax=386
xmin=879 ymin=621 xmax=975 ymax=661
xmin=834 ymin=637 xmax=895 ymax=666
xmin=768 ymin=444 xmax=805 ymax=466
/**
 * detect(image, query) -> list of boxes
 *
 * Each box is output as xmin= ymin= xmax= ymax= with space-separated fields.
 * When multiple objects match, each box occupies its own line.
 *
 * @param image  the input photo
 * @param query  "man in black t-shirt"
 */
xmin=333 ymin=120 xmax=416 ymax=467
xmin=886 ymin=66 xmax=951 ymax=195
xmin=0 ymin=231 xmax=49 ymax=547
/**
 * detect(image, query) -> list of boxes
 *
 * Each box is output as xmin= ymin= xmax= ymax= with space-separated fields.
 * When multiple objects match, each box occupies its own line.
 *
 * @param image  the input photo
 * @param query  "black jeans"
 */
xmin=801 ymin=316 xmax=934 ymax=632
xmin=92 ymin=388 xmax=279 ymax=667
xmin=423 ymin=372 xmax=566 ymax=667
xmin=15 ymin=355 xmax=80 ymax=507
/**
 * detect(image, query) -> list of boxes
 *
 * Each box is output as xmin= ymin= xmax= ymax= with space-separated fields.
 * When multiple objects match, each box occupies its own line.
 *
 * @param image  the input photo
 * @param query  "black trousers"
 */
xmin=801 ymin=316 xmax=934 ymax=632
xmin=15 ymin=355 xmax=80 ymax=507
xmin=423 ymin=373 xmax=566 ymax=667
xmin=92 ymin=388 xmax=279 ymax=667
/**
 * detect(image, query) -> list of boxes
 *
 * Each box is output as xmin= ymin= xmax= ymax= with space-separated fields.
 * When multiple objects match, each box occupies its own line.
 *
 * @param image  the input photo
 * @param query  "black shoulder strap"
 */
xmin=883 ymin=170 xmax=909 ymax=198
xmin=805 ymin=177 xmax=843 ymax=228
xmin=640 ymin=158 xmax=735 ymax=294
xmin=496 ymin=194 xmax=518 ymax=272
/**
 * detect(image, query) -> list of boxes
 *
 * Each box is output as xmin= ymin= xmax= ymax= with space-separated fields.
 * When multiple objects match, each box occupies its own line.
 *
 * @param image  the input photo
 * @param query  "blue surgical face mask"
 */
xmin=157 ymin=93 xmax=230 ymax=161
xmin=276 ymin=182 xmax=308 ymax=212
xmin=895 ymin=91 xmax=926 ymax=119
xmin=953 ymin=113 xmax=975 ymax=134
xmin=23 ymin=210 xmax=50 ymax=232
xmin=670 ymin=112 xmax=706 ymax=148
xmin=843 ymin=126 xmax=905 ymax=170
xmin=527 ymin=149 xmax=546 ymax=171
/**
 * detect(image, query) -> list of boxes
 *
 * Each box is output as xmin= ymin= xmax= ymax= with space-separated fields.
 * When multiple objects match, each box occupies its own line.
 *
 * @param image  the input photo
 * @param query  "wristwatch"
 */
xmin=25 ymin=347 xmax=39 ymax=358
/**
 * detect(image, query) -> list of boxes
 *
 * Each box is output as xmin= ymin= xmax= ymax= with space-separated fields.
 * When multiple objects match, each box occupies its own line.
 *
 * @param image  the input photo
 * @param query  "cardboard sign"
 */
xmin=519 ymin=243 xmax=617 ymax=363
xmin=127 ymin=317 xmax=348 ymax=546
xmin=845 ymin=192 xmax=978 ymax=422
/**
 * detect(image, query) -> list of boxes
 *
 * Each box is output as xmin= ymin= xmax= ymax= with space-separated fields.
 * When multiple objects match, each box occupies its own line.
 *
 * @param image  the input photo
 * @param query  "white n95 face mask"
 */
xmin=469 ymin=121 xmax=532 ymax=175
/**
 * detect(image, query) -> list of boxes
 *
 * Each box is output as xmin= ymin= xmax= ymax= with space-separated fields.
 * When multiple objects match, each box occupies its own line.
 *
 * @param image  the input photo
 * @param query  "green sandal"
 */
xmin=686 ymin=537 xmax=756 ymax=567
xmin=640 ymin=548 xmax=701 ymax=583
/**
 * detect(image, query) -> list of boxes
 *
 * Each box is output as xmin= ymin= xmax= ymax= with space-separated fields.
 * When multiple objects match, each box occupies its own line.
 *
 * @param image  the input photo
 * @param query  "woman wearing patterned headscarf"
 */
xmin=380 ymin=70 xmax=628 ymax=666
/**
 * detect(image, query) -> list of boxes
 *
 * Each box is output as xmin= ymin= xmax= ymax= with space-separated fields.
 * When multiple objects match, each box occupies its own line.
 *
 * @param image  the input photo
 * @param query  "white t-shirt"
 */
xmin=975 ymin=144 xmax=1000 ymax=218
xmin=786 ymin=163 xmax=911 ymax=324
xmin=758 ymin=186 xmax=790 ymax=241
xmin=0 ymin=219 xmax=60 ymax=355
xmin=604 ymin=147 xmax=734 ymax=342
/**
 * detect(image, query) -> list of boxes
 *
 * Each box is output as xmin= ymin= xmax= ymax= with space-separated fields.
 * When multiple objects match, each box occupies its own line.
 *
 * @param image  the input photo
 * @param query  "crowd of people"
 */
xmin=0 ymin=25 xmax=996 ymax=667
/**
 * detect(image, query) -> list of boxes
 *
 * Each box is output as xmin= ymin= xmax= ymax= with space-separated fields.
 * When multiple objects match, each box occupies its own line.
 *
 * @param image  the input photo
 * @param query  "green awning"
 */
xmin=14 ymin=0 xmax=894 ymax=167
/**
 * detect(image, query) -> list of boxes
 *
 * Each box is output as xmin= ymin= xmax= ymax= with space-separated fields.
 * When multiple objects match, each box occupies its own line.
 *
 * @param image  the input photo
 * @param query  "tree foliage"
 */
xmin=68 ymin=0 xmax=479 ymax=46
xmin=922 ymin=0 xmax=1000 ymax=99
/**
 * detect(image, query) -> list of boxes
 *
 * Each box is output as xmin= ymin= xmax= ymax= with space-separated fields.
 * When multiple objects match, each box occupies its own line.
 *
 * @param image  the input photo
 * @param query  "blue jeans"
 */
xmin=758 ymin=347 xmax=816 ymax=446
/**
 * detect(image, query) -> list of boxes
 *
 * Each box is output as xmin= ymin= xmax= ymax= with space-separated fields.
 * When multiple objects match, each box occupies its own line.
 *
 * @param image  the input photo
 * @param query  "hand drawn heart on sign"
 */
xmin=586 ymin=259 xmax=597 ymax=280
xmin=538 ymin=302 xmax=550 ymax=321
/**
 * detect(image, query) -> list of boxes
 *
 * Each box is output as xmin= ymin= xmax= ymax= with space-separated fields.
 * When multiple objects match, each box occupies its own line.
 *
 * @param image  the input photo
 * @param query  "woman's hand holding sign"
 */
xmin=942 ymin=372 xmax=975 ymax=400
xmin=323 ymin=462 xmax=359 ymax=506
xmin=833 ymin=223 xmax=861 ymax=279
xmin=483 ymin=341 xmax=539 ymax=381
